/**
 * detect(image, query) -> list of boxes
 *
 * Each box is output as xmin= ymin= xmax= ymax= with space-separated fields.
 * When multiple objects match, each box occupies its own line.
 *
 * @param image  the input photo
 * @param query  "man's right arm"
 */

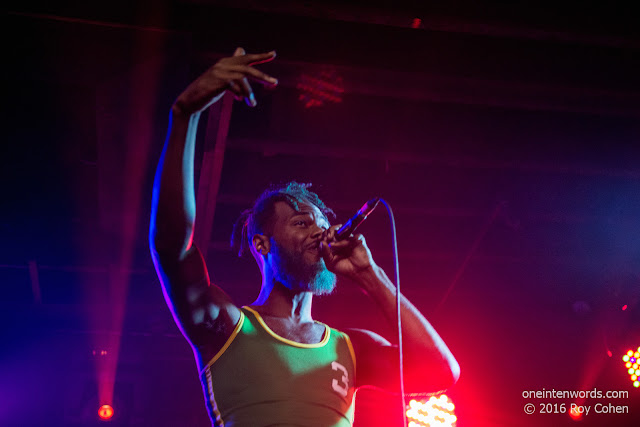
xmin=148 ymin=48 xmax=277 ymax=362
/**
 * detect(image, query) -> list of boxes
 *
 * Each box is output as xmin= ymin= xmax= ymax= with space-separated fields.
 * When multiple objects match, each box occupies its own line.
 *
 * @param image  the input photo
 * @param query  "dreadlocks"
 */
xmin=231 ymin=182 xmax=335 ymax=256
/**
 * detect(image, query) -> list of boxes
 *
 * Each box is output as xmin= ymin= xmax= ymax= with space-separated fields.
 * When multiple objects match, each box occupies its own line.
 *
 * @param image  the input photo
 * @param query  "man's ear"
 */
xmin=252 ymin=234 xmax=270 ymax=256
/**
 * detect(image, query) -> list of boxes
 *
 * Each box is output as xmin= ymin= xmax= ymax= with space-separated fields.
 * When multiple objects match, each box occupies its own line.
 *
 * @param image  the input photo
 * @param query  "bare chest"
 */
xmin=261 ymin=317 xmax=327 ymax=344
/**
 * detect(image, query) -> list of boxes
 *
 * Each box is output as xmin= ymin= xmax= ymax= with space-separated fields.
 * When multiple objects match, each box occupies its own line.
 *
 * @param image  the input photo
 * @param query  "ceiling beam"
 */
xmin=184 ymin=0 xmax=640 ymax=48
xmin=226 ymin=138 xmax=640 ymax=179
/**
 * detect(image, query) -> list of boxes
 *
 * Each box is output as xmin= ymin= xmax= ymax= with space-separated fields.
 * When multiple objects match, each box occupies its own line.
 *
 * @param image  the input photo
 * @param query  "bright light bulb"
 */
xmin=406 ymin=394 xmax=456 ymax=426
xmin=98 ymin=404 xmax=114 ymax=420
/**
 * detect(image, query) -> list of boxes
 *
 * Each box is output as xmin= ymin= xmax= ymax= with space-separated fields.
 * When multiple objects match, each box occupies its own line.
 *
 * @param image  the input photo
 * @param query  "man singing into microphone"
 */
xmin=149 ymin=48 xmax=459 ymax=426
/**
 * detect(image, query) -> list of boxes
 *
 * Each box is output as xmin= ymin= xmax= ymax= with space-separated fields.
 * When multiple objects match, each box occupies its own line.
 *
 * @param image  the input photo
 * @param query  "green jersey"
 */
xmin=200 ymin=306 xmax=356 ymax=426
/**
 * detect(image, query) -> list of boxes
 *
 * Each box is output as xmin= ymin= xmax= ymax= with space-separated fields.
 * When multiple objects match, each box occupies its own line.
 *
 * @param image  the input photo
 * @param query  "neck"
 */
xmin=253 ymin=268 xmax=314 ymax=321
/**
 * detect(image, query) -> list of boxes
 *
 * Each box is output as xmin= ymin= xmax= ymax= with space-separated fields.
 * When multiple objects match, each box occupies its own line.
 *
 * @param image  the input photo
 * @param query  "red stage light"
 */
xmin=98 ymin=404 xmax=114 ymax=421
xmin=406 ymin=395 xmax=456 ymax=426
xmin=296 ymin=69 xmax=344 ymax=108
xmin=622 ymin=304 xmax=628 ymax=310
xmin=569 ymin=404 xmax=583 ymax=421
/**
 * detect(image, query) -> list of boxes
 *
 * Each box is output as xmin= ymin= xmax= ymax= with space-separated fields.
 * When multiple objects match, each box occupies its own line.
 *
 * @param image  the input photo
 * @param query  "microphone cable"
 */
xmin=378 ymin=198 xmax=407 ymax=427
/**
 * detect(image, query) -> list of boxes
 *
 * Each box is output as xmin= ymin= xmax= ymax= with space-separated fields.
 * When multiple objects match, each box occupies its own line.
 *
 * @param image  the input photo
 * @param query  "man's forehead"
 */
xmin=274 ymin=201 xmax=329 ymax=224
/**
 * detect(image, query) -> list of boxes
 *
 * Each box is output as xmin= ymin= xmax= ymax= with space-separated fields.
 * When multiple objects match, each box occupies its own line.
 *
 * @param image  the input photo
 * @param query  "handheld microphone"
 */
xmin=335 ymin=198 xmax=380 ymax=240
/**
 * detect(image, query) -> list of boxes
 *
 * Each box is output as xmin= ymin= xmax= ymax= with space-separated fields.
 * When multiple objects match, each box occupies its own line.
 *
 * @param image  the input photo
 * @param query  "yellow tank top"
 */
xmin=200 ymin=306 xmax=356 ymax=426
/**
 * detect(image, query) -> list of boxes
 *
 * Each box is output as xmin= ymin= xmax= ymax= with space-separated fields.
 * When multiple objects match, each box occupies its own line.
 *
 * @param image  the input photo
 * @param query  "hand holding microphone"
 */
xmin=320 ymin=198 xmax=380 ymax=279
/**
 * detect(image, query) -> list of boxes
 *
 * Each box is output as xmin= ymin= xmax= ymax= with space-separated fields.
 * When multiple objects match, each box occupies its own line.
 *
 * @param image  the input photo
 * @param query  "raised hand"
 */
xmin=319 ymin=226 xmax=377 ymax=283
xmin=174 ymin=47 xmax=278 ymax=115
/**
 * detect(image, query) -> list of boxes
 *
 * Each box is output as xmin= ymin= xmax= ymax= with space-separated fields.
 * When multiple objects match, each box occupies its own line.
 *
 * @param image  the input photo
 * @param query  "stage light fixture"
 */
xmin=622 ymin=347 xmax=640 ymax=389
xmin=406 ymin=394 xmax=456 ymax=426
xmin=569 ymin=405 xmax=583 ymax=420
xmin=98 ymin=404 xmax=114 ymax=421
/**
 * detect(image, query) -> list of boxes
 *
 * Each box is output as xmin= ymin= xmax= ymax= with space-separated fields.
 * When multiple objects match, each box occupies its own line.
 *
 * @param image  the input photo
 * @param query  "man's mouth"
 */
xmin=305 ymin=243 xmax=321 ymax=254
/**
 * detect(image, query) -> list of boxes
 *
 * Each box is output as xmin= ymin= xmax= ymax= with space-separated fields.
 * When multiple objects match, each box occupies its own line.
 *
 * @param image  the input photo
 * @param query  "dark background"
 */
xmin=2 ymin=1 xmax=639 ymax=426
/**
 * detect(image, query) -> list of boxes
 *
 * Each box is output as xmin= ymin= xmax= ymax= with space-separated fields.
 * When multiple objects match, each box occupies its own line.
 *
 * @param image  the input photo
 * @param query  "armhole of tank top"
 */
xmin=343 ymin=332 xmax=357 ymax=379
xmin=200 ymin=310 xmax=245 ymax=376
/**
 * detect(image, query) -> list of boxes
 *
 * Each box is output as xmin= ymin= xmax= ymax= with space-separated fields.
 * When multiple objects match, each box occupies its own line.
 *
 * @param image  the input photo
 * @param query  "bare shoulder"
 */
xmin=342 ymin=328 xmax=392 ymax=347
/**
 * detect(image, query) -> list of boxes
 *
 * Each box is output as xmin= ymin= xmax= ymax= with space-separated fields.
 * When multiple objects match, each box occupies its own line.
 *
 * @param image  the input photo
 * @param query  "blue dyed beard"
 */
xmin=271 ymin=242 xmax=337 ymax=296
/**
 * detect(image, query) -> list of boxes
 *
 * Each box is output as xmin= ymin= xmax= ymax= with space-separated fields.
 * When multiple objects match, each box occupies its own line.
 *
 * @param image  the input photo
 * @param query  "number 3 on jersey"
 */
xmin=331 ymin=361 xmax=349 ymax=397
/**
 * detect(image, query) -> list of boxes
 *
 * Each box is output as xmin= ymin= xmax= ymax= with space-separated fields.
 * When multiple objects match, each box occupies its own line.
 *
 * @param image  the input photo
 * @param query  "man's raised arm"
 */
xmin=149 ymin=48 xmax=277 ymax=357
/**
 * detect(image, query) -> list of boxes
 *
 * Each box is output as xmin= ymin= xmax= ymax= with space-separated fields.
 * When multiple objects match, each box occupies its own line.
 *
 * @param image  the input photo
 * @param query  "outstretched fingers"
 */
xmin=228 ymin=48 xmax=278 ymax=106
xmin=244 ymin=51 xmax=277 ymax=66
xmin=227 ymin=64 xmax=278 ymax=86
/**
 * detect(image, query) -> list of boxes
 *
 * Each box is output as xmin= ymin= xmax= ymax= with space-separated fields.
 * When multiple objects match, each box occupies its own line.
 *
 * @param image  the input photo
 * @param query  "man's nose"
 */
xmin=310 ymin=224 xmax=325 ymax=239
